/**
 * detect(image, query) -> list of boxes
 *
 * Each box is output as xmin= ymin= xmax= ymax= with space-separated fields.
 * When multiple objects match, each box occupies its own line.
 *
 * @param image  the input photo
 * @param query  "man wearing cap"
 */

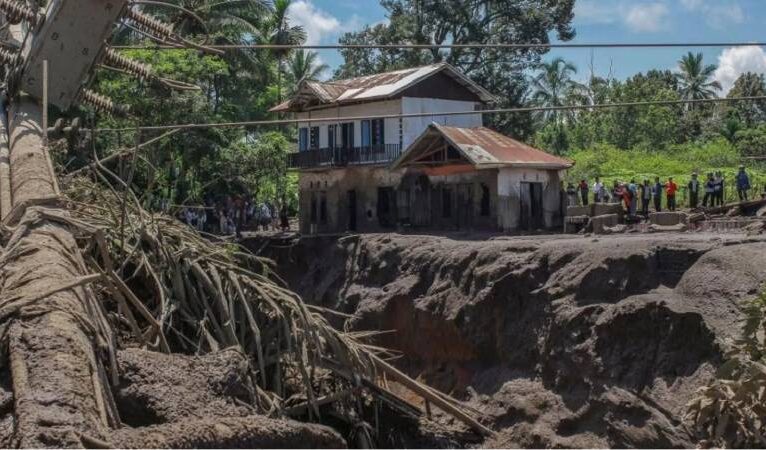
xmin=736 ymin=165 xmax=751 ymax=202
xmin=688 ymin=172 xmax=701 ymax=209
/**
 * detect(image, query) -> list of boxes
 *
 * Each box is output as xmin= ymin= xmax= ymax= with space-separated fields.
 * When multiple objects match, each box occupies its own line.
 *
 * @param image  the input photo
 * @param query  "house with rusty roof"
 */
xmin=272 ymin=63 xmax=572 ymax=234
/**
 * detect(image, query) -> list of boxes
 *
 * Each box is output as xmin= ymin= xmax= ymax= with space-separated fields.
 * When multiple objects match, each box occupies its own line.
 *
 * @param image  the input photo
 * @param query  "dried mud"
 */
xmin=254 ymin=232 xmax=766 ymax=448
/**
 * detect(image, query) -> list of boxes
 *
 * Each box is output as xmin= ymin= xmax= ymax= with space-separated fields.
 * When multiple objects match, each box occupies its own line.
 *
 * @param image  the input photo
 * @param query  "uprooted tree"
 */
xmin=0 ymin=2 xmax=490 ymax=447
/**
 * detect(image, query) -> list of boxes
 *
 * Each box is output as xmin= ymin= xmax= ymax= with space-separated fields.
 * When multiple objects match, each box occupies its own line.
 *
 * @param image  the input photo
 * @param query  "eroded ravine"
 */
xmin=250 ymin=232 xmax=766 ymax=448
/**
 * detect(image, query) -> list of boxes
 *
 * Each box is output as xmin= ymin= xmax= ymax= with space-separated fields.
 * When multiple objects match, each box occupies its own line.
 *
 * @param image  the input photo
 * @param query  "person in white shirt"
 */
xmin=592 ymin=177 xmax=604 ymax=203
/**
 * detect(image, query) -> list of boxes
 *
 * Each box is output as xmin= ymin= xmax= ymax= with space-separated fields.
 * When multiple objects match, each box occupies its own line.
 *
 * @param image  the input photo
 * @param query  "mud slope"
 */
xmin=257 ymin=232 xmax=766 ymax=448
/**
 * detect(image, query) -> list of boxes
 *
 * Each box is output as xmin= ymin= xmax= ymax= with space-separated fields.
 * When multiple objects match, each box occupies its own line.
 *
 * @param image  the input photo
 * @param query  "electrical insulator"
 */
xmin=0 ymin=46 xmax=18 ymax=65
xmin=0 ymin=0 xmax=38 ymax=25
xmin=80 ymin=89 xmax=130 ymax=117
xmin=103 ymin=48 xmax=153 ymax=80
xmin=126 ymin=8 xmax=174 ymax=40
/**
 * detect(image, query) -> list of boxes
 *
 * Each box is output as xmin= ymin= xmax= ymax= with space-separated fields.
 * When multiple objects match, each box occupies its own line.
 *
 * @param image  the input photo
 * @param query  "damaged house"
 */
xmin=271 ymin=63 xmax=572 ymax=234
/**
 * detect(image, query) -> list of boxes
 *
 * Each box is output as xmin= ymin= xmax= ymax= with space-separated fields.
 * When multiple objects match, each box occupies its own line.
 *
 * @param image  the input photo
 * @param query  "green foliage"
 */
xmin=734 ymin=126 xmax=766 ymax=157
xmin=567 ymin=140 xmax=766 ymax=205
xmin=78 ymin=0 xmax=310 ymax=210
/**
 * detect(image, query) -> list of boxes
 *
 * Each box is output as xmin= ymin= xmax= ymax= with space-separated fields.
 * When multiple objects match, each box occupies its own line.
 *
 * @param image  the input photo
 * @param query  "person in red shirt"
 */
xmin=665 ymin=177 xmax=678 ymax=211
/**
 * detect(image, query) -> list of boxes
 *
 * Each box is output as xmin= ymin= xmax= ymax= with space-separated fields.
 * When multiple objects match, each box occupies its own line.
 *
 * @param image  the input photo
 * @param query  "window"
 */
xmin=299 ymin=128 xmax=308 ymax=151
xmin=371 ymin=119 xmax=385 ymax=146
xmin=310 ymin=127 xmax=319 ymax=149
xmin=442 ymin=187 xmax=452 ymax=218
xmin=341 ymin=123 xmax=354 ymax=149
xmin=328 ymin=125 xmax=336 ymax=149
xmin=361 ymin=120 xmax=370 ymax=147
xmin=362 ymin=119 xmax=385 ymax=147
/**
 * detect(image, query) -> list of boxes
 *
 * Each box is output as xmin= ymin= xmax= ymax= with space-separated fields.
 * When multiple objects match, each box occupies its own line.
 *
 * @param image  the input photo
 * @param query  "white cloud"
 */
xmin=287 ymin=1 xmax=341 ymax=46
xmin=714 ymin=46 xmax=766 ymax=94
xmin=624 ymin=3 xmax=670 ymax=32
xmin=680 ymin=0 xmax=744 ymax=29
xmin=573 ymin=0 xmax=618 ymax=25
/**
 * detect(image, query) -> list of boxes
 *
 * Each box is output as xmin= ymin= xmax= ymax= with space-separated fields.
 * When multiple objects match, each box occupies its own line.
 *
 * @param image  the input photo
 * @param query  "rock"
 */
xmin=648 ymin=223 xmax=688 ymax=233
xmin=756 ymin=205 xmax=766 ymax=218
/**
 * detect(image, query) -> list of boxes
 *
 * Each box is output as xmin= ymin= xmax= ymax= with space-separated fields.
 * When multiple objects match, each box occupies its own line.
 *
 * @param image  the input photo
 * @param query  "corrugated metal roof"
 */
xmin=269 ymin=63 xmax=495 ymax=112
xmin=393 ymin=123 xmax=573 ymax=170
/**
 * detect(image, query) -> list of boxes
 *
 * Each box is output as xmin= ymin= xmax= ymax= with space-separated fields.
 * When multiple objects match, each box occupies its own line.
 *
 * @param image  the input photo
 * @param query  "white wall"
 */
xmin=296 ymin=100 xmax=402 ymax=149
xmin=401 ymin=97 xmax=483 ymax=150
xmin=294 ymin=97 xmax=483 ymax=150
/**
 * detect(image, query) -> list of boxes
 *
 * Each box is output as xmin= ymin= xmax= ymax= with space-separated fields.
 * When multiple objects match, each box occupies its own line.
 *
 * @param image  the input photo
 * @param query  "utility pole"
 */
xmin=0 ymin=1 xmax=191 ymax=446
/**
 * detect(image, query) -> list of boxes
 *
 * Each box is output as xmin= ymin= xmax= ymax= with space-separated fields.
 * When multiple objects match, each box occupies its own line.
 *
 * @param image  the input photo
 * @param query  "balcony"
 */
xmin=288 ymin=144 xmax=403 ymax=170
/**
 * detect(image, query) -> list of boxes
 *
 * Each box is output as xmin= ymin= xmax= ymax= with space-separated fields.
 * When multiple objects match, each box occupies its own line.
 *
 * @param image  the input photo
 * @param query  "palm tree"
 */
xmin=264 ymin=0 xmax=306 ymax=103
xmin=676 ymin=52 xmax=722 ymax=104
xmin=530 ymin=57 xmax=582 ymax=125
xmin=286 ymin=50 xmax=329 ymax=93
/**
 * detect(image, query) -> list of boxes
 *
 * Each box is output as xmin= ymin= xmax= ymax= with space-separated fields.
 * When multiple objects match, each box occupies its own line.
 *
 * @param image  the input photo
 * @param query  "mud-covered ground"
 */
xmin=251 ymin=231 xmax=766 ymax=448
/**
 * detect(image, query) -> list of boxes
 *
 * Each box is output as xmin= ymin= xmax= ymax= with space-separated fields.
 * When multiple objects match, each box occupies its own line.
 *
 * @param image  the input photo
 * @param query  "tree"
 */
xmin=264 ymin=0 xmax=306 ymax=103
xmin=728 ymin=72 xmax=766 ymax=127
xmin=286 ymin=50 xmax=329 ymax=94
xmin=334 ymin=0 xmax=577 ymax=138
xmin=676 ymin=52 xmax=722 ymax=105
xmin=529 ymin=58 xmax=581 ymax=125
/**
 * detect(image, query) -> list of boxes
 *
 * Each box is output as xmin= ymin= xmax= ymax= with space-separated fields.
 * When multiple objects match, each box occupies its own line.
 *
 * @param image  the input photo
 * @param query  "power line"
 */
xmin=91 ymin=96 xmax=766 ymax=133
xmin=109 ymin=42 xmax=766 ymax=51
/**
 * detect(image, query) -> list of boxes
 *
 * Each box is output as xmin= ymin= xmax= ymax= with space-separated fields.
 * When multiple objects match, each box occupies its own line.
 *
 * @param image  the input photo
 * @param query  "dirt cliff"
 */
xmin=255 ymin=232 xmax=766 ymax=448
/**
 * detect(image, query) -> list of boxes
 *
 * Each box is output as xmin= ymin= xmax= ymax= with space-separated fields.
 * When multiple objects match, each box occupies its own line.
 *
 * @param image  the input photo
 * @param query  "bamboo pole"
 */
xmin=371 ymin=355 xmax=495 ymax=438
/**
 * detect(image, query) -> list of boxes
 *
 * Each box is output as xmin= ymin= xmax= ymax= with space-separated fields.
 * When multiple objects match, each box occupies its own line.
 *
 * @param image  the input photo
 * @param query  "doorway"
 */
xmin=456 ymin=183 xmax=474 ymax=229
xmin=347 ymin=190 xmax=357 ymax=231
xmin=520 ymin=182 xmax=544 ymax=231
xmin=377 ymin=187 xmax=397 ymax=228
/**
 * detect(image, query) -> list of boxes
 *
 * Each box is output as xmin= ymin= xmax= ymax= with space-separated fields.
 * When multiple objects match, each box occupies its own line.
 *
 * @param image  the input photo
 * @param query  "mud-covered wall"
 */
xmin=497 ymin=167 xmax=564 ymax=231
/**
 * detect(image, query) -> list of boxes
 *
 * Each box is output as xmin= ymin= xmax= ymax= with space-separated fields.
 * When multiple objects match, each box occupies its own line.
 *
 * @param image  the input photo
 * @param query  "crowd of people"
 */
xmin=179 ymin=195 xmax=291 ymax=236
xmin=566 ymin=165 xmax=758 ymax=217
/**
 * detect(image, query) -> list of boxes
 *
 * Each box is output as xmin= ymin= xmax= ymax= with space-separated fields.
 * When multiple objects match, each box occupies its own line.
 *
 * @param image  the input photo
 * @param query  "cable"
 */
xmin=109 ymin=42 xmax=766 ymax=51
xmin=89 ymin=95 xmax=766 ymax=133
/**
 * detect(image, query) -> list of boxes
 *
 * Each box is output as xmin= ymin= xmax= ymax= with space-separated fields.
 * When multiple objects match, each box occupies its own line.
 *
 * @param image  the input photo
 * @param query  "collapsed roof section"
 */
xmin=392 ymin=123 xmax=574 ymax=171
xmin=269 ymin=63 xmax=496 ymax=113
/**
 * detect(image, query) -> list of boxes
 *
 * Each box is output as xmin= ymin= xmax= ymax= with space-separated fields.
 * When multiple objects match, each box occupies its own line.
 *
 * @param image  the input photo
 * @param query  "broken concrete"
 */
xmin=649 ymin=211 xmax=688 ymax=226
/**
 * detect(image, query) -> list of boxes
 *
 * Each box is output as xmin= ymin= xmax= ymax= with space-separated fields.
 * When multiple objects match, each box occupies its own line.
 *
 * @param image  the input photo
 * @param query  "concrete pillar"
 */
xmin=0 ymin=102 xmax=10 ymax=220
xmin=9 ymin=95 xmax=57 ymax=205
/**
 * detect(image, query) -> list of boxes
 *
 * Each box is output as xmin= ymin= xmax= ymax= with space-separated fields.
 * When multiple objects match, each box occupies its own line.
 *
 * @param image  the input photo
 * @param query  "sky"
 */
xmin=286 ymin=0 xmax=766 ymax=94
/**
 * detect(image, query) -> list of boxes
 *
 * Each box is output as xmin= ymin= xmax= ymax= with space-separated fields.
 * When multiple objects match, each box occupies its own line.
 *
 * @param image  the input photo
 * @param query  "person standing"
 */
xmin=652 ymin=177 xmax=663 ymax=212
xmin=592 ymin=177 xmax=604 ymax=203
xmin=640 ymin=179 xmax=652 ymax=217
xmin=566 ymin=182 xmax=578 ymax=207
xmin=578 ymin=179 xmax=589 ymax=206
xmin=688 ymin=172 xmax=701 ymax=209
xmin=627 ymin=179 xmax=638 ymax=216
xmin=703 ymin=173 xmax=715 ymax=207
xmin=736 ymin=165 xmax=751 ymax=202
xmin=280 ymin=197 xmax=290 ymax=231
xmin=713 ymin=171 xmax=725 ymax=206
xmin=666 ymin=177 xmax=678 ymax=212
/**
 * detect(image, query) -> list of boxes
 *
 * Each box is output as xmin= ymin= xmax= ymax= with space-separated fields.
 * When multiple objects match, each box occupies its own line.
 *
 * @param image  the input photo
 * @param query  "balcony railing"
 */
xmin=288 ymin=144 xmax=402 ymax=169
